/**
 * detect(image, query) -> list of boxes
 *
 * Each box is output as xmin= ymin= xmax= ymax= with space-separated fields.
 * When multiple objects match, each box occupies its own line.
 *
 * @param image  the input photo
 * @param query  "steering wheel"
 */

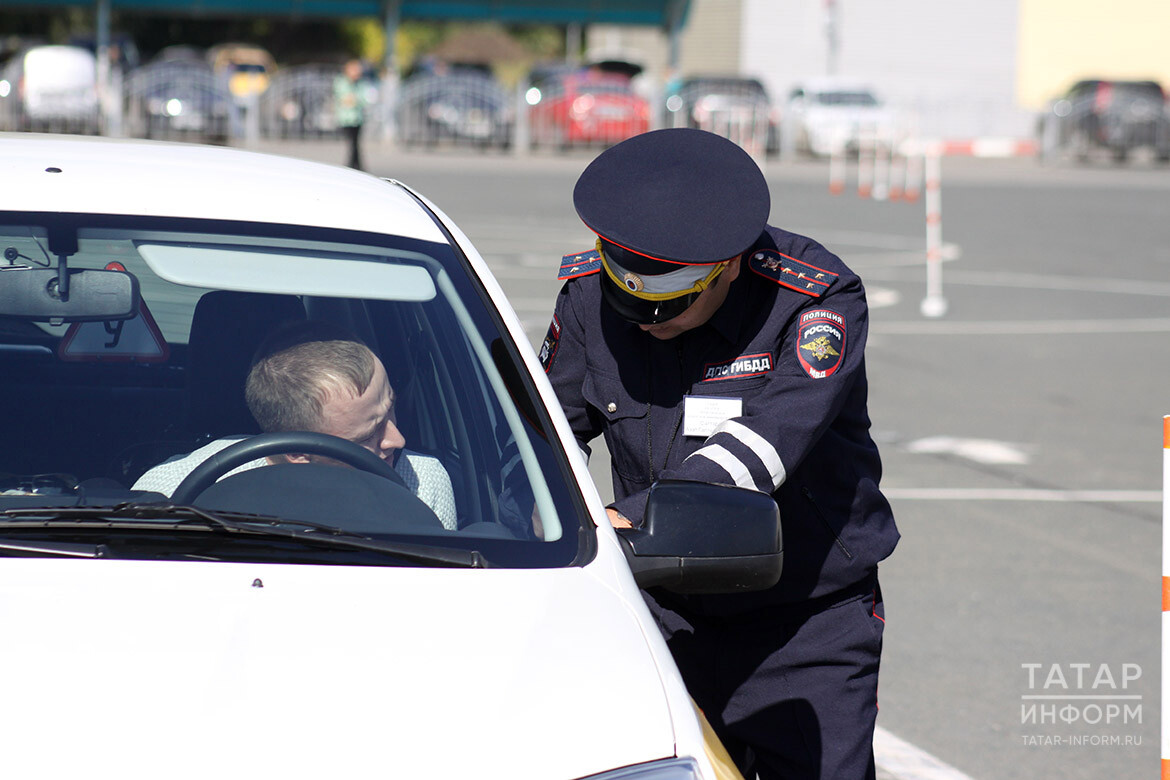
xmin=171 ymin=432 xmax=405 ymax=505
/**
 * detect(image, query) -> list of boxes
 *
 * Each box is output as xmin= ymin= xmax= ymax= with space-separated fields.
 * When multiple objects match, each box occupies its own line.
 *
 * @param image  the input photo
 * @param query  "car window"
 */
xmin=230 ymin=63 xmax=268 ymax=75
xmin=1113 ymin=82 xmax=1163 ymax=101
xmin=0 ymin=215 xmax=584 ymax=569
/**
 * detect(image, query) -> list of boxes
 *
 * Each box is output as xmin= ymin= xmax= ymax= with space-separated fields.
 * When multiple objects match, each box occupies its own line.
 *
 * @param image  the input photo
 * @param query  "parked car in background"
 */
xmin=396 ymin=67 xmax=512 ymax=149
xmin=124 ymin=50 xmax=232 ymax=144
xmin=260 ymin=63 xmax=342 ymax=139
xmin=0 ymin=44 xmax=99 ymax=133
xmin=528 ymin=69 xmax=649 ymax=149
xmin=1036 ymin=79 xmax=1170 ymax=164
xmin=784 ymin=78 xmax=897 ymax=157
xmin=207 ymin=42 xmax=275 ymax=104
xmin=0 ymin=132 xmax=781 ymax=779
xmin=665 ymin=75 xmax=778 ymax=156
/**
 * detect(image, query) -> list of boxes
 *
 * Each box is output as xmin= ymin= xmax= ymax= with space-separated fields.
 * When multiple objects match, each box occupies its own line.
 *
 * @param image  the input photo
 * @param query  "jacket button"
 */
xmin=607 ymin=402 xmax=617 ymax=413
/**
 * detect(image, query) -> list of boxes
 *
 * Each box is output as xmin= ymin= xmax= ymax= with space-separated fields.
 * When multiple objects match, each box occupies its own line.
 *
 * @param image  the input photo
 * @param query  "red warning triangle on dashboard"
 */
xmin=58 ymin=262 xmax=170 ymax=363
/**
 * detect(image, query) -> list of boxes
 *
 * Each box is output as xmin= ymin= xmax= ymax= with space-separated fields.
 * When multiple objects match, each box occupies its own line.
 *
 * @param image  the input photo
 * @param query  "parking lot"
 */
xmin=258 ymin=139 xmax=1166 ymax=780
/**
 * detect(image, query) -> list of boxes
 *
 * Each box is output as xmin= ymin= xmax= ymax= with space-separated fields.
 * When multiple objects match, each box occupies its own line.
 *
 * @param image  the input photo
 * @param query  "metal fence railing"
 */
xmin=395 ymin=71 xmax=513 ymax=150
xmin=123 ymin=59 xmax=232 ymax=144
xmin=664 ymin=78 xmax=775 ymax=159
xmin=259 ymin=64 xmax=343 ymax=140
xmin=0 ymin=59 xmax=828 ymax=161
xmin=526 ymin=74 xmax=649 ymax=151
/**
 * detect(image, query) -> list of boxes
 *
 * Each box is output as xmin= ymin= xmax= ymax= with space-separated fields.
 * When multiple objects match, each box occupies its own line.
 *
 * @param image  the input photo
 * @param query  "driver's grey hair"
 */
xmin=245 ymin=338 xmax=376 ymax=433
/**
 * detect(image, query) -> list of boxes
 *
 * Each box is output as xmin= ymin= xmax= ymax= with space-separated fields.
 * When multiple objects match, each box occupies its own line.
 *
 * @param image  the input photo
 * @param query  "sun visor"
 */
xmin=135 ymin=242 xmax=437 ymax=302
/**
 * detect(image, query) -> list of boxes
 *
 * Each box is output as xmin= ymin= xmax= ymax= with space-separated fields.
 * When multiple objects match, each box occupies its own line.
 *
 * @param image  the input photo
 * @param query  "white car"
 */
xmin=0 ymin=134 xmax=780 ymax=780
xmin=784 ymin=79 xmax=897 ymax=157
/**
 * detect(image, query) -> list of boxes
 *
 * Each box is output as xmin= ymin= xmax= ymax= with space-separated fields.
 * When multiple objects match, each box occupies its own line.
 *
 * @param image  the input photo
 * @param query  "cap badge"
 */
xmin=622 ymin=272 xmax=645 ymax=293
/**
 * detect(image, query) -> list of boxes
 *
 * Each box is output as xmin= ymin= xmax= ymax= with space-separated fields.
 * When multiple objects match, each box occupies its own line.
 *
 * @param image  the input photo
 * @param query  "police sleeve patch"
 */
xmin=538 ymin=314 xmax=561 ymax=373
xmin=749 ymin=249 xmax=838 ymax=297
xmin=701 ymin=352 xmax=774 ymax=381
xmin=558 ymin=248 xmax=602 ymax=280
xmin=796 ymin=309 xmax=846 ymax=379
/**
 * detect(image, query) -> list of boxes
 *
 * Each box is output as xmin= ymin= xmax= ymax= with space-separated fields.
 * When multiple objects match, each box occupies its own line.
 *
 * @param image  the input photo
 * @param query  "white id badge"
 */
xmin=683 ymin=395 xmax=743 ymax=437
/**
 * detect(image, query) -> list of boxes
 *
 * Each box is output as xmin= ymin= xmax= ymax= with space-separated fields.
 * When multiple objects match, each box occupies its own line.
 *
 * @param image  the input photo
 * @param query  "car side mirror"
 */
xmin=615 ymin=479 xmax=782 ymax=594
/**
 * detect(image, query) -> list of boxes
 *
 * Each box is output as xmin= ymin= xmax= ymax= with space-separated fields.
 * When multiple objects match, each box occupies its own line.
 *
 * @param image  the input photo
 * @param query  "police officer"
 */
xmin=539 ymin=128 xmax=899 ymax=780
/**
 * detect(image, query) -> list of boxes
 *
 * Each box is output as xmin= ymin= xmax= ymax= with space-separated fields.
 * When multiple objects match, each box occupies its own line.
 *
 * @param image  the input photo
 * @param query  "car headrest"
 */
xmin=186 ymin=291 xmax=305 ymax=441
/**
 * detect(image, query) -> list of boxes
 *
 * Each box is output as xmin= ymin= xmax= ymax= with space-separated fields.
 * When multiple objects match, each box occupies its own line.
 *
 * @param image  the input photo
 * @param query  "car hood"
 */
xmin=0 ymin=558 xmax=677 ymax=779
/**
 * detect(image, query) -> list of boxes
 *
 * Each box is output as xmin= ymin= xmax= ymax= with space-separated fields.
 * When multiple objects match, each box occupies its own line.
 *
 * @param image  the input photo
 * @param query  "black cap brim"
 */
xmin=601 ymin=278 xmax=701 ymax=325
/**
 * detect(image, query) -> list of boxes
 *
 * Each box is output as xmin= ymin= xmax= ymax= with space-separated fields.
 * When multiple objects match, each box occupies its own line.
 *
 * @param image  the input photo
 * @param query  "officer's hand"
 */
xmin=606 ymin=507 xmax=633 ymax=529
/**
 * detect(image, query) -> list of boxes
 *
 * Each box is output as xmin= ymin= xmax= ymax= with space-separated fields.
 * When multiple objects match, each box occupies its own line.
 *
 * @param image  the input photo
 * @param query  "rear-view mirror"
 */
xmin=0 ymin=268 xmax=139 ymax=322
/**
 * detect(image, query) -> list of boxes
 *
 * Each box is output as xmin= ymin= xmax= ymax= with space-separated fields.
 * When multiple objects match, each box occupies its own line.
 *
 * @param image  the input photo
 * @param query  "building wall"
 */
xmin=741 ymin=0 xmax=1032 ymax=139
xmin=585 ymin=0 xmax=742 ymax=82
xmin=676 ymin=0 xmax=742 ymax=76
xmin=1017 ymin=0 xmax=1170 ymax=109
xmin=584 ymin=0 xmax=1170 ymax=140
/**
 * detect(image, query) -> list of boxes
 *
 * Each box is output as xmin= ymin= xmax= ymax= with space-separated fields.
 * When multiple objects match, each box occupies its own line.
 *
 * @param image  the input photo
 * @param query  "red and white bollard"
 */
xmin=920 ymin=142 xmax=947 ymax=318
xmin=871 ymin=128 xmax=889 ymax=201
xmin=829 ymin=141 xmax=847 ymax=195
xmin=903 ymin=146 xmax=922 ymax=203
xmin=857 ymin=129 xmax=874 ymax=199
xmin=1162 ymin=416 xmax=1169 ymax=779
xmin=888 ymin=147 xmax=905 ymax=201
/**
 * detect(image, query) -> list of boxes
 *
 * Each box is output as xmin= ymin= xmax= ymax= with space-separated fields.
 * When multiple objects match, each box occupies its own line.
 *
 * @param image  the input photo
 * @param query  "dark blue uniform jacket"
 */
xmin=542 ymin=225 xmax=899 ymax=612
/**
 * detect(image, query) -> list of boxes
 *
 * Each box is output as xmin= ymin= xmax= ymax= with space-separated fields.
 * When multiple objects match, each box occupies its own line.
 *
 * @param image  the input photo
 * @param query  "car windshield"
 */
xmin=0 ymin=215 xmax=583 ymax=569
xmin=685 ymin=80 xmax=766 ymax=97
xmin=576 ymin=81 xmax=633 ymax=96
xmin=814 ymin=90 xmax=879 ymax=107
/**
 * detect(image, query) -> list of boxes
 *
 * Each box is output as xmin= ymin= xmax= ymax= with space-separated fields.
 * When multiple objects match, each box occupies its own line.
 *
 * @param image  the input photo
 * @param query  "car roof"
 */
xmin=0 ymin=134 xmax=448 ymax=243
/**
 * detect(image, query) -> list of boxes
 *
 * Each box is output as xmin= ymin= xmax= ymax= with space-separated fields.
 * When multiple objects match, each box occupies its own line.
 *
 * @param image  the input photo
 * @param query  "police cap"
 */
xmin=573 ymin=128 xmax=770 ymax=324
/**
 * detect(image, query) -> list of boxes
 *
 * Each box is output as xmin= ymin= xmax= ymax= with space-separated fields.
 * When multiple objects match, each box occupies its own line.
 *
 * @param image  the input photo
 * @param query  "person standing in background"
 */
xmin=335 ymin=59 xmax=368 ymax=170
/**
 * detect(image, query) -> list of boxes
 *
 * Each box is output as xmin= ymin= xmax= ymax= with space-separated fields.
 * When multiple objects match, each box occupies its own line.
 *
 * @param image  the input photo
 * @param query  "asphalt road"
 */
xmin=263 ymin=138 xmax=1169 ymax=780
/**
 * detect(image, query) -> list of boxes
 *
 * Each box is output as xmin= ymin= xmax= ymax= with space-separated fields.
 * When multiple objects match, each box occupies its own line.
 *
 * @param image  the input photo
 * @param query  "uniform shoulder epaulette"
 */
xmin=747 ymin=249 xmax=838 ymax=298
xmin=558 ymin=248 xmax=602 ymax=280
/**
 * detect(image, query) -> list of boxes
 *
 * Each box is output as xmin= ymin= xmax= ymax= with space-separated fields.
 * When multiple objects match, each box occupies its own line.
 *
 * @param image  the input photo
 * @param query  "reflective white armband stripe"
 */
xmin=501 ymin=451 xmax=522 ymax=478
xmin=713 ymin=419 xmax=787 ymax=491
xmin=685 ymin=444 xmax=759 ymax=491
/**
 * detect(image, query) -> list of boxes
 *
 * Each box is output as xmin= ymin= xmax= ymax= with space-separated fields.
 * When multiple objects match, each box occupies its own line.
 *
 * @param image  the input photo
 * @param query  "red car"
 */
xmin=528 ymin=72 xmax=650 ymax=149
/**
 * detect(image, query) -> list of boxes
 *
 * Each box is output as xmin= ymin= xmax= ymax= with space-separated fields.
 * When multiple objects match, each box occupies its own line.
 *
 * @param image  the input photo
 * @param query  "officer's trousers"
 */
xmin=645 ymin=576 xmax=884 ymax=780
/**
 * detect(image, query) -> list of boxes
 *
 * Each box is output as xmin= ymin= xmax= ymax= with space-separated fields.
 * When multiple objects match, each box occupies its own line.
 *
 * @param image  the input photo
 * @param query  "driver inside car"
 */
xmin=133 ymin=321 xmax=458 ymax=530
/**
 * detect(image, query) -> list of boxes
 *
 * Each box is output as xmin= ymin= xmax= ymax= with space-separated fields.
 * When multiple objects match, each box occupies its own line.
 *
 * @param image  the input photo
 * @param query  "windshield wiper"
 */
xmin=0 ymin=537 xmax=108 ymax=558
xmin=0 ymin=503 xmax=486 ymax=568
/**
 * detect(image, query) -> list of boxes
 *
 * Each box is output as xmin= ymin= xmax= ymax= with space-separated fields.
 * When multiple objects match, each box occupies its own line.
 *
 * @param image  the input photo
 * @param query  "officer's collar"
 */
xmin=705 ymin=234 xmax=768 ymax=345
xmin=705 ymin=269 xmax=750 ymax=345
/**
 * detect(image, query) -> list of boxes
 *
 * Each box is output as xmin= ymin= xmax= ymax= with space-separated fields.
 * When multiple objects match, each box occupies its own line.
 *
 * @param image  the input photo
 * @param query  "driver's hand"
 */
xmin=606 ymin=507 xmax=632 ymax=529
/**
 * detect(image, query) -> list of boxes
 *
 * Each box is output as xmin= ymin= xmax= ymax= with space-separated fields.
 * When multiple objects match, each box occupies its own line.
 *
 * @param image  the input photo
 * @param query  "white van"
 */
xmin=0 ymin=45 xmax=99 ymax=133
